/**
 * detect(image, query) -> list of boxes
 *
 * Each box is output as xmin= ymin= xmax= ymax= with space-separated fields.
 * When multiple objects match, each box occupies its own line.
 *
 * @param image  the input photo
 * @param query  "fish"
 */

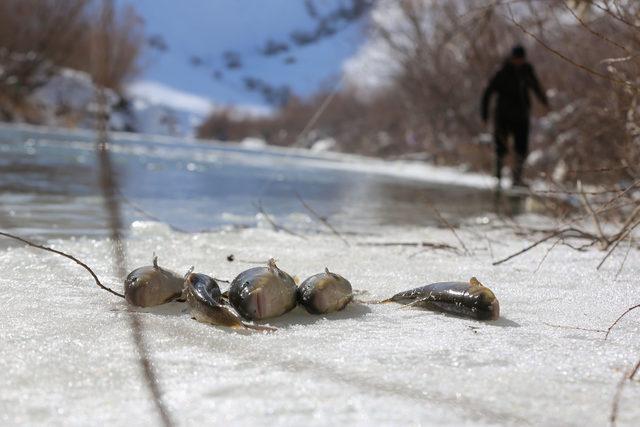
xmin=297 ymin=268 xmax=353 ymax=314
xmin=184 ymin=272 xmax=276 ymax=332
xmin=228 ymin=258 xmax=297 ymax=320
xmin=124 ymin=256 xmax=184 ymax=307
xmin=383 ymin=277 xmax=500 ymax=320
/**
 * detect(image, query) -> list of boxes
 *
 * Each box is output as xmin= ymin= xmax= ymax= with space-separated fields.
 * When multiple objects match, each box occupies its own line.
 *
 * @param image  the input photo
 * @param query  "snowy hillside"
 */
xmin=23 ymin=69 xmax=268 ymax=137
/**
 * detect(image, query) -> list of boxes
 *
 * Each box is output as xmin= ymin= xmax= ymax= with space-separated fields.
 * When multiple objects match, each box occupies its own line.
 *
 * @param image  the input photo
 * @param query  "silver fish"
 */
xmin=184 ymin=272 xmax=275 ymax=332
xmin=298 ymin=268 xmax=353 ymax=314
xmin=124 ymin=256 xmax=184 ymax=307
xmin=228 ymin=258 xmax=297 ymax=320
xmin=383 ymin=277 xmax=500 ymax=320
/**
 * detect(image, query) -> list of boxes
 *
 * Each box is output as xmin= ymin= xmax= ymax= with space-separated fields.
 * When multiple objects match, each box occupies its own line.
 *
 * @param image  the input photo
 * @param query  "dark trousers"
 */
xmin=494 ymin=116 xmax=529 ymax=183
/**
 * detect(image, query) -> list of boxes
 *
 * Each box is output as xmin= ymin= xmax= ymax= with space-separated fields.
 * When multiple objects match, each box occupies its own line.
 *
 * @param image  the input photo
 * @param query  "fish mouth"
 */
xmin=490 ymin=299 xmax=500 ymax=320
xmin=248 ymin=288 xmax=267 ymax=319
xmin=312 ymin=291 xmax=352 ymax=314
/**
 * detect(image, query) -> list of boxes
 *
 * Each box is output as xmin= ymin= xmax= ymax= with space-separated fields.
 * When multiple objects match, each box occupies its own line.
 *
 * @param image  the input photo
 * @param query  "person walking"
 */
xmin=481 ymin=45 xmax=549 ymax=188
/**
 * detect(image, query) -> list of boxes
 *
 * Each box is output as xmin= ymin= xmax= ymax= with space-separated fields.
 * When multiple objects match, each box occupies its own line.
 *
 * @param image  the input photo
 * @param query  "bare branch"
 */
xmin=295 ymin=191 xmax=349 ymax=246
xmin=0 ymin=230 xmax=124 ymax=298
xmin=506 ymin=5 xmax=635 ymax=87
xmin=253 ymin=200 xmax=307 ymax=239
xmin=605 ymin=303 xmax=640 ymax=341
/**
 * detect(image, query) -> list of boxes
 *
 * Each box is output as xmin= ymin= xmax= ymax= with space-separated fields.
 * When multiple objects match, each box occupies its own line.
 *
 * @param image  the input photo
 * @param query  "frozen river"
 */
xmin=0 ymin=123 xmax=501 ymax=239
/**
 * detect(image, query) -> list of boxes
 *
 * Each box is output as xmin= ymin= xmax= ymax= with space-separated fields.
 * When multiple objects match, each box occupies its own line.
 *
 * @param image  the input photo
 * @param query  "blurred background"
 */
xmin=1 ymin=0 xmax=638 ymax=186
xmin=1 ymin=0 xmax=639 ymax=240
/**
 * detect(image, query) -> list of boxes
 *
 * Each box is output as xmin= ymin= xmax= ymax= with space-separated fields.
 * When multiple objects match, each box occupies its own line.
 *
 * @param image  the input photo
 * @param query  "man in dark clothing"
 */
xmin=481 ymin=45 xmax=548 ymax=188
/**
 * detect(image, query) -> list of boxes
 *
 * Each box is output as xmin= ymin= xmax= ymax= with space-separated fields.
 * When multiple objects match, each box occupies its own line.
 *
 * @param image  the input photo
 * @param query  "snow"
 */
xmin=127 ymin=80 xmax=270 ymax=137
xmin=1 ymin=218 xmax=639 ymax=426
xmin=127 ymin=81 xmax=216 ymax=117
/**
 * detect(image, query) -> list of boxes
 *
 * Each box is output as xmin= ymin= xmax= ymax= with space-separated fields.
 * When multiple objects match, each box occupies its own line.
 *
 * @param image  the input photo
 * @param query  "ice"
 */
xmin=1 ymin=219 xmax=639 ymax=426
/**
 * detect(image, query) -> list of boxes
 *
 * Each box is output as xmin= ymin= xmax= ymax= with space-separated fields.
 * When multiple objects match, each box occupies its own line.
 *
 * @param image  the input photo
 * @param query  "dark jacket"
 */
xmin=481 ymin=61 xmax=548 ymax=122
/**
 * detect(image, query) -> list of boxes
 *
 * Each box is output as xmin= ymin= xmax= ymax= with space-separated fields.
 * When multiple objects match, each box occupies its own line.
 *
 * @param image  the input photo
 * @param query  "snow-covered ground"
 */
xmin=1 ymin=218 xmax=639 ymax=426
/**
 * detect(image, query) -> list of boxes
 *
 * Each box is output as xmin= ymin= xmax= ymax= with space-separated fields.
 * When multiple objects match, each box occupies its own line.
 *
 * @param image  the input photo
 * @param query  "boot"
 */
xmin=495 ymin=156 xmax=503 ymax=186
xmin=512 ymin=155 xmax=526 ymax=188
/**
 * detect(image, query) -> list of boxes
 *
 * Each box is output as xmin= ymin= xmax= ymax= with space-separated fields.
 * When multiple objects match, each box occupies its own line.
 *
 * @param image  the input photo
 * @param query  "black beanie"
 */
xmin=512 ymin=45 xmax=526 ymax=58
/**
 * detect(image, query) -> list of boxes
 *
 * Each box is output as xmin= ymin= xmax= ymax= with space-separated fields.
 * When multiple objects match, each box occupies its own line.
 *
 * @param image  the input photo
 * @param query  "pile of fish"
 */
xmin=124 ymin=257 xmax=500 ymax=332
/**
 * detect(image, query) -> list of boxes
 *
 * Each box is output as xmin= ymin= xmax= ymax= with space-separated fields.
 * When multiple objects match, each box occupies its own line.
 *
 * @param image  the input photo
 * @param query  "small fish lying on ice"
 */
xmin=382 ymin=277 xmax=500 ymax=320
xmin=229 ymin=258 xmax=297 ymax=320
xmin=124 ymin=256 xmax=184 ymax=307
xmin=184 ymin=272 xmax=275 ymax=332
xmin=297 ymin=268 xmax=353 ymax=314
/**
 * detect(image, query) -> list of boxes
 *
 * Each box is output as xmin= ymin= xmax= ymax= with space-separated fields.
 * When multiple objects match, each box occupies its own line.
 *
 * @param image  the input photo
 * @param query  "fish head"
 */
xmin=474 ymin=287 xmax=500 ymax=320
xmin=241 ymin=275 xmax=294 ymax=319
xmin=310 ymin=276 xmax=353 ymax=313
xmin=125 ymin=265 xmax=184 ymax=307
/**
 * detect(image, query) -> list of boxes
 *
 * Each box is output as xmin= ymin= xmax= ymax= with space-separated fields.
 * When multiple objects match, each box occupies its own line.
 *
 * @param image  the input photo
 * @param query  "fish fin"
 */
xmin=242 ymin=322 xmax=277 ymax=332
xmin=398 ymin=297 xmax=430 ymax=309
xmin=325 ymin=267 xmax=331 ymax=274
xmin=183 ymin=266 xmax=194 ymax=280
xmin=152 ymin=254 xmax=159 ymax=269
xmin=374 ymin=298 xmax=394 ymax=304
xmin=293 ymin=275 xmax=301 ymax=285
xmin=470 ymin=277 xmax=484 ymax=287
xmin=267 ymin=258 xmax=278 ymax=272
xmin=221 ymin=290 xmax=229 ymax=299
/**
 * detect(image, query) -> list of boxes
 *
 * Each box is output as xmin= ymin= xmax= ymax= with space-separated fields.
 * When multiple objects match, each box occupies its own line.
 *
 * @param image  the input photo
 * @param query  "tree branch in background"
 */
xmin=92 ymin=2 xmax=174 ymax=426
xmin=506 ymin=5 xmax=635 ymax=87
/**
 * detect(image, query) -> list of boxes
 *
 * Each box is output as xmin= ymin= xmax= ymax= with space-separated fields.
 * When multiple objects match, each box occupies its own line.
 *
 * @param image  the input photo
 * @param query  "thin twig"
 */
xmin=0 ymin=231 xmax=124 ymax=298
xmin=605 ymin=304 xmax=640 ymax=341
xmin=493 ymin=228 xmax=567 ymax=266
xmin=578 ymin=181 xmax=608 ymax=247
xmin=615 ymin=237 xmax=633 ymax=280
xmin=253 ymin=200 xmax=307 ymax=239
xmin=506 ymin=5 xmax=635 ymax=87
xmin=610 ymin=356 xmax=640 ymax=427
xmin=430 ymin=204 xmax=470 ymax=255
xmin=533 ymin=237 xmax=562 ymax=275
xmin=357 ymin=241 xmax=458 ymax=251
xmin=562 ymin=0 xmax=631 ymax=54
xmin=598 ymin=217 xmax=640 ymax=270
xmin=116 ymin=188 xmax=190 ymax=234
xmin=485 ymin=233 xmax=495 ymax=260
xmin=294 ymin=191 xmax=349 ymax=246
xmin=543 ymin=322 xmax=606 ymax=333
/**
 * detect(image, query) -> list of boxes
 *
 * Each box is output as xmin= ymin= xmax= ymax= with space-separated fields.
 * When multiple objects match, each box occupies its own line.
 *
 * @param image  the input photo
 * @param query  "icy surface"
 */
xmin=1 ymin=221 xmax=639 ymax=426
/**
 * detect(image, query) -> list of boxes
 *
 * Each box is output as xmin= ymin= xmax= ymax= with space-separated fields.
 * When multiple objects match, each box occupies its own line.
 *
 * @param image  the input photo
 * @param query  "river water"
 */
xmin=0 ymin=123 xmax=502 ymax=239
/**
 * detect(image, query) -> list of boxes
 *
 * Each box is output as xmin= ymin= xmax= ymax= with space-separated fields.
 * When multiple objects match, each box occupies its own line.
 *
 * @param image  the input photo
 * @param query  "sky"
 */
xmin=127 ymin=0 xmax=370 ymax=111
